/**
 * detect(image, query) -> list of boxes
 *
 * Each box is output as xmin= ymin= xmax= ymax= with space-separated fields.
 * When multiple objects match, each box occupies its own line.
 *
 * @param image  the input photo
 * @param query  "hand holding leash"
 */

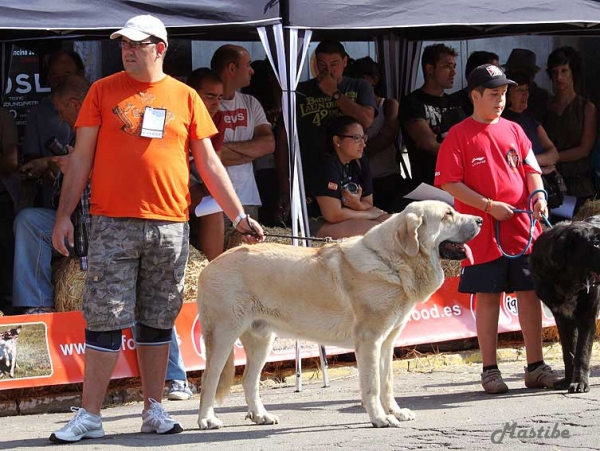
xmin=235 ymin=215 xmax=265 ymax=244
xmin=495 ymin=189 xmax=552 ymax=259
xmin=532 ymin=196 xmax=548 ymax=221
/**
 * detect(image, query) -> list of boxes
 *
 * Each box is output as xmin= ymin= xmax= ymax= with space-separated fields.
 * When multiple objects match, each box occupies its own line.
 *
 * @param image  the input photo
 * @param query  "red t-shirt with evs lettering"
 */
xmin=435 ymin=117 xmax=542 ymax=266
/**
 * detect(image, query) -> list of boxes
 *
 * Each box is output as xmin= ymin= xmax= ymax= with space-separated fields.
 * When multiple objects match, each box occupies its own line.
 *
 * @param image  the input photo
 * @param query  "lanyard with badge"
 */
xmin=140 ymin=106 xmax=167 ymax=138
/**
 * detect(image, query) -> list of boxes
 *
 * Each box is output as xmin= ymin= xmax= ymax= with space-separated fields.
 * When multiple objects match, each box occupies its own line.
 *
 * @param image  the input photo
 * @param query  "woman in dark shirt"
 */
xmin=543 ymin=47 xmax=597 ymax=206
xmin=306 ymin=115 xmax=389 ymax=239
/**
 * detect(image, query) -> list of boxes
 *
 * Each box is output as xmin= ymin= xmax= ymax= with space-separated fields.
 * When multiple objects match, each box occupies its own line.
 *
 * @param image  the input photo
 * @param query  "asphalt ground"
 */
xmin=2 ymin=341 xmax=600 ymax=450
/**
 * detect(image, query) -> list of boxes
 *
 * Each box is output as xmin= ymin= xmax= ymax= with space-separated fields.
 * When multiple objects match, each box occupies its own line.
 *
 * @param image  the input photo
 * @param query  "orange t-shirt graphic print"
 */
xmin=76 ymin=72 xmax=217 ymax=221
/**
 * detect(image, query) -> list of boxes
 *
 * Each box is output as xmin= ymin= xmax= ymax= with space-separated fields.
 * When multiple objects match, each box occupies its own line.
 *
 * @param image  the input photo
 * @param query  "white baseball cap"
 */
xmin=110 ymin=15 xmax=168 ymax=46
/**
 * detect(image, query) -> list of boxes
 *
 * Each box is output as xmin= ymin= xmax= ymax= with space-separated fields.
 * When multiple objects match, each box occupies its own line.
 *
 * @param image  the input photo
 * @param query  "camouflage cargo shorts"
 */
xmin=83 ymin=216 xmax=189 ymax=332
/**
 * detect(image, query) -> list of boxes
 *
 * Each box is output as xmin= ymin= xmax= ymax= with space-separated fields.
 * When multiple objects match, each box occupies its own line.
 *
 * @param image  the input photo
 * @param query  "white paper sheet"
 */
xmin=194 ymin=195 xmax=223 ymax=217
xmin=403 ymin=183 xmax=454 ymax=206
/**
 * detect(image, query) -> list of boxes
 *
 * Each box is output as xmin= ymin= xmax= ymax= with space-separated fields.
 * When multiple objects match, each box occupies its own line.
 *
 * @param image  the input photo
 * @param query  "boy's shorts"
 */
xmin=458 ymin=255 xmax=534 ymax=294
xmin=83 ymin=216 xmax=189 ymax=332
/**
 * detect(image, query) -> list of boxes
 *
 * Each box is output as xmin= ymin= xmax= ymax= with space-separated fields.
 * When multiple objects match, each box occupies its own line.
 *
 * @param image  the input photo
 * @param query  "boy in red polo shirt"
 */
xmin=435 ymin=64 xmax=561 ymax=394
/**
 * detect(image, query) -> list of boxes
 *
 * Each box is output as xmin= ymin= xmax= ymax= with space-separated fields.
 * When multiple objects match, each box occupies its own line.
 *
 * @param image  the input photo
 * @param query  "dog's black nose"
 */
xmin=475 ymin=217 xmax=483 ymax=226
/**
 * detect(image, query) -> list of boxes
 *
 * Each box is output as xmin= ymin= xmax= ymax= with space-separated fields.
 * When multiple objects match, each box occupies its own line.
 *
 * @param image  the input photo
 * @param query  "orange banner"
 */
xmin=0 ymin=277 xmax=558 ymax=390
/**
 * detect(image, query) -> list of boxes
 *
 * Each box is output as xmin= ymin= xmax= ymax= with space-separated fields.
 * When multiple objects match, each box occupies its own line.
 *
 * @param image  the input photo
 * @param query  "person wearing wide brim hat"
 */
xmin=503 ymin=48 xmax=541 ymax=75
xmin=503 ymin=48 xmax=549 ymax=122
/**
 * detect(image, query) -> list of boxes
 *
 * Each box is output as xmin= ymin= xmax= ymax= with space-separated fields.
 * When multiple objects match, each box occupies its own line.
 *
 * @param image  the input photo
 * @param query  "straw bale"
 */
xmin=441 ymin=260 xmax=462 ymax=279
xmin=53 ymin=257 xmax=86 ymax=312
xmin=53 ymin=246 xmax=209 ymax=311
xmin=183 ymin=246 xmax=209 ymax=303
xmin=573 ymin=199 xmax=600 ymax=221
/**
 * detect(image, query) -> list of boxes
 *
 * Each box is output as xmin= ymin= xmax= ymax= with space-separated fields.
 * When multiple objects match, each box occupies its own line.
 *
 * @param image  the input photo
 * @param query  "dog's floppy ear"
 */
xmin=397 ymin=212 xmax=423 ymax=257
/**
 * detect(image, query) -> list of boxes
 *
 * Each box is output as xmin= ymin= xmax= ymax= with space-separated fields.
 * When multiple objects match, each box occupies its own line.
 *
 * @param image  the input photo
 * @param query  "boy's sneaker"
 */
xmin=141 ymin=398 xmax=184 ymax=434
xmin=524 ymin=364 xmax=562 ymax=389
xmin=167 ymin=380 xmax=193 ymax=401
xmin=481 ymin=368 xmax=509 ymax=394
xmin=49 ymin=407 xmax=105 ymax=443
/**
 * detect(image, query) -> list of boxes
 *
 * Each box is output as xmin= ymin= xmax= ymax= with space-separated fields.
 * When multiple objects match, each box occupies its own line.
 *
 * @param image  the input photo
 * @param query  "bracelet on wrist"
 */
xmin=484 ymin=198 xmax=493 ymax=214
xmin=532 ymin=196 xmax=545 ymax=207
xmin=232 ymin=212 xmax=247 ymax=229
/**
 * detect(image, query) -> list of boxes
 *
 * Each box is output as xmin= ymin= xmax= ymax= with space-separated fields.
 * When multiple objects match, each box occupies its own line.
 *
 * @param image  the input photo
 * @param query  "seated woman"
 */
xmin=503 ymin=72 xmax=559 ymax=174
xmin=306 ymin=115 xmax=389 ymax=240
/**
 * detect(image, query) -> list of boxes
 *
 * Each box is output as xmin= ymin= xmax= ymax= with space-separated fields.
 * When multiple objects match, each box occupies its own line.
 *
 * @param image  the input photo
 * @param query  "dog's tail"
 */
xmin=215 ymin=349 xmax=235 ymax=405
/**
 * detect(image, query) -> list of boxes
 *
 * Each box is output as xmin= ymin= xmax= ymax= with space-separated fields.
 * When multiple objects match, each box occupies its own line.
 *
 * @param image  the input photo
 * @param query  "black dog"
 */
xmin=530 ymin=216 xmax=600 ymax=393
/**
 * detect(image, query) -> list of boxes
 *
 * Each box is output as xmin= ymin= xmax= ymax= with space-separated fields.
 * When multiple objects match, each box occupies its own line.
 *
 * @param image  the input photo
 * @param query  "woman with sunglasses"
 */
xmin=306 ymin=115 xmax=389 ymax=239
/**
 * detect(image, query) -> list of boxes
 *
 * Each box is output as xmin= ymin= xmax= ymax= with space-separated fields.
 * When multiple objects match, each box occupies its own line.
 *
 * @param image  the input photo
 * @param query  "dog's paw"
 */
xmin=391 ymin=408 xmax=416 ymax=422
xmin=198 ymin=416 xmax=224 ymax=430
xmin=371 ymin=414 xmax=403 ymax=428
xmin=568 ymin=381 xmax=590 ymax=393
xmin=245 ymin=411 xmax=280 ymax=425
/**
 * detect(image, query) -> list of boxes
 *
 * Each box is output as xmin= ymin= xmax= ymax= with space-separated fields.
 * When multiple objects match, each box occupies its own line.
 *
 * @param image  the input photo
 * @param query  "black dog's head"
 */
xmin=530 ymin=216 xmax=600 ymax=305
xmin=0 ymin=326 xmax=22 ymax=342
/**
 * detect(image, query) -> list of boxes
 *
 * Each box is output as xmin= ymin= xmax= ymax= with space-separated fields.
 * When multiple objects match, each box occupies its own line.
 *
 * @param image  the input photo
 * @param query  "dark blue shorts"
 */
xmin=458 ymin=255 xmax=534 ymax=294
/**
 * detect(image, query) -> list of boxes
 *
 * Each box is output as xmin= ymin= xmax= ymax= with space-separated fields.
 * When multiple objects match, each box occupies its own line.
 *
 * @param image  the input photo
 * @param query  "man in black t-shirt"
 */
xmin=400 ymin=44 xmax=466 ymax=186
xmin=296 ymin=40 xmax=377 ymax=186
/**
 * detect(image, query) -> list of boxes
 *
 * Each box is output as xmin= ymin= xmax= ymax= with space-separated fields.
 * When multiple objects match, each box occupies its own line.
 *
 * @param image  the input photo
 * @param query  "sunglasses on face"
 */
xmin=118 ymin=40 xmax=157 ymax=50
xmin=339 ymin=134 xmax=368 ymax=144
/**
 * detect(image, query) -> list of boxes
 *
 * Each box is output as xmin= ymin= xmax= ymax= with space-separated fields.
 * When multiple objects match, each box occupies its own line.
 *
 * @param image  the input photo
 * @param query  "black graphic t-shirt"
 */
xmin=400 ymin=89 xmax=466 ymax=185
xmin=296 ymin=76 xmax=376 ymax=179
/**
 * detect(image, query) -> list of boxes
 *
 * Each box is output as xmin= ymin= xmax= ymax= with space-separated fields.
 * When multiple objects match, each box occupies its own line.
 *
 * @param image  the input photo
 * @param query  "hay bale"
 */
xmin=441 ymin=260 xmax=461 ymax=278
xmin=573 ymin=199 xmax=600 ymax=221
xmin=183 ymin=246 xmax=209 ymax=303
xmin=53 ymin=257 xmax=86 ymax=312
xmin=53 ymin=246 xmax=210 ymax=312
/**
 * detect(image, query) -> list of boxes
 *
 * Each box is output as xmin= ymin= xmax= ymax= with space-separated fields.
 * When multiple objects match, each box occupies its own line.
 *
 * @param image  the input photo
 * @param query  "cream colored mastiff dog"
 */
xmin=197 ymin=200 xmax=482 ymax=429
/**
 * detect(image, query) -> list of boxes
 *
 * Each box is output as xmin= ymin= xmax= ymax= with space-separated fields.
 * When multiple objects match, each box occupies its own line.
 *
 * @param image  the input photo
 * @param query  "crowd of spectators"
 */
xmin=1 ymin=30 xmax=598 ymax=408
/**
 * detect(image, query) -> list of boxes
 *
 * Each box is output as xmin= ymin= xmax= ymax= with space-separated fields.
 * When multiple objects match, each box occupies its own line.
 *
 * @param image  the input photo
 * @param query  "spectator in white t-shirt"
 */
xmin=210 ymin=45 xmax=275 ymax=226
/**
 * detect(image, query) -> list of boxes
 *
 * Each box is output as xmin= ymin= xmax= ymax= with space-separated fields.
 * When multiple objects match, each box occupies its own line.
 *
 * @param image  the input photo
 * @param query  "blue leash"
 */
xmin=495 ymin=189 xmax=553 ymax=259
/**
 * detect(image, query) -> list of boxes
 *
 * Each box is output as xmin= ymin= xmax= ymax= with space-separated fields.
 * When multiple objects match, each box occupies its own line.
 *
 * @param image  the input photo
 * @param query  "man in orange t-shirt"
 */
xmin=50 ymin=15 xmax=263 ymax=444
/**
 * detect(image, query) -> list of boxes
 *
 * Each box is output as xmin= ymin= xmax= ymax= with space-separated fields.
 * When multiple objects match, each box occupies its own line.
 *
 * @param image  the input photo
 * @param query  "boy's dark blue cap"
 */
xmin=468 ymin=64 xmax=517 ymax=91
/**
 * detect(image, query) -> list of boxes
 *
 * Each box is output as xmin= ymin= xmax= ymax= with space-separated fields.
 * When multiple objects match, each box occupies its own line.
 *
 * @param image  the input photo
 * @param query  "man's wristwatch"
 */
xmin=331 ymin=90 xmax=341 ymax=101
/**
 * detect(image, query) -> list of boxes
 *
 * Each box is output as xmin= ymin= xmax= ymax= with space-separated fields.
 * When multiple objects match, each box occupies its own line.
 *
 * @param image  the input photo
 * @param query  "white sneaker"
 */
xmin=141 ymin=398 xmax=183 ymax=434
xmin=167 ymin=380 xmax=193 ymax=401
xmin=49 ymin=407 xmax=105 ymax=443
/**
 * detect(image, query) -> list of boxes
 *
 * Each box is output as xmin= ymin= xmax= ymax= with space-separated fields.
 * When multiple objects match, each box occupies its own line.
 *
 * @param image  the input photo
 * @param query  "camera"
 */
xmin=45 ymin=136 xmax=68 ymax=157
xmin=341 ymin=182 xmax=359 ymax=194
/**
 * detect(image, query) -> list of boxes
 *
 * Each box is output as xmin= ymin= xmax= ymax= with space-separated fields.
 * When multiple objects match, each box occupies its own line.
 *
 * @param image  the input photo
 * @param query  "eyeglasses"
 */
xmin=339 ymin=134 xmax=368 ymax=144
xmin=118 ymin=40 xmax=156 ymax=50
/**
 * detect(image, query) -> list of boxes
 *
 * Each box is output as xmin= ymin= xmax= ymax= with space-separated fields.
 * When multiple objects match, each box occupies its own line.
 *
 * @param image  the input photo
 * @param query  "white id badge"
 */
xmin=140 ymin=106 xmax=167 ymax=139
